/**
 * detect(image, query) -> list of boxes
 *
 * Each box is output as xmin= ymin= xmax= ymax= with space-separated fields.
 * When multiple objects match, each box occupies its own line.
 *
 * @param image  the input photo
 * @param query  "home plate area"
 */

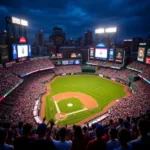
xmin=52 ymin=92 xmax=98 ymax=121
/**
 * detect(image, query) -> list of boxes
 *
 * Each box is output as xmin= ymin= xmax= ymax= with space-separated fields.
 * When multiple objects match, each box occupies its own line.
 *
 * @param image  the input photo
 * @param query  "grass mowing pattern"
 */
xmin=45 ymin=75 xmax=126 ymax=125
xmin=57 ymin=98 xmax=84 ymax=114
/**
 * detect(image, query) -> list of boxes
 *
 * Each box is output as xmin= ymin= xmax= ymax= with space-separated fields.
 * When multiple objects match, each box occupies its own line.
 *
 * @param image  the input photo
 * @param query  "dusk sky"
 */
xmin=0 ymin=0 xmax=150 ymax=42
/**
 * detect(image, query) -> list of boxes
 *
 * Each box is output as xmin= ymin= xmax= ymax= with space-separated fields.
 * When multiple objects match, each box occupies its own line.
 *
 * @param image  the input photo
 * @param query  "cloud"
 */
xmin=0 ymin=0 xmax=150 ymax=42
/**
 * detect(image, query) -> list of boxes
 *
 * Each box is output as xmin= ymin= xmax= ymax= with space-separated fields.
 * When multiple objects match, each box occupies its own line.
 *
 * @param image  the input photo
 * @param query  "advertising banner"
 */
xmin=137 ymin=47 xmax=145 ymax=62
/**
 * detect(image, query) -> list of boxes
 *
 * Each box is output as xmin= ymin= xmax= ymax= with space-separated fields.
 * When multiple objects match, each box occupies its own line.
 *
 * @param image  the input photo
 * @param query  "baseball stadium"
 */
xmin=0 ymin=14 xmax=150 ymax=150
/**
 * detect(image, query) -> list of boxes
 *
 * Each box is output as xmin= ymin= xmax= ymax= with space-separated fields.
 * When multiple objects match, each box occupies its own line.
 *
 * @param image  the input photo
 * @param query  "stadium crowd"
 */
xmin=0 ymin=67 xmax=22 ymax=98
xmin=0 ymin=114 xmax=150 ymax=150
xmin=127 ymin=62 xmax=150 ymax=80
xmin=0 ymin=70 xmax=55 ymax=127
xmin=7 ymin=58 xmax=54 ymax=76
xmin=0 ymin=60 xmax=150 ymax=150
xmin=53 ymin=65 xmax=81 ymax=74
xmin=98 ymin=68 xmax=138 ymax=83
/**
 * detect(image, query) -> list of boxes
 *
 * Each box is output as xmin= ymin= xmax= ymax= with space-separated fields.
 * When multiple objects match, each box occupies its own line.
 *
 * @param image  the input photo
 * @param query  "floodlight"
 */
xmin=95 ymin=28 xmax=105 ymax=34
xmin=105 ymin=27 xmax=117 ymax=33
xmin=21 ymin=19 xmax=28 ymax=26
xmin=12 ymin=17 xmax=21 ymax=25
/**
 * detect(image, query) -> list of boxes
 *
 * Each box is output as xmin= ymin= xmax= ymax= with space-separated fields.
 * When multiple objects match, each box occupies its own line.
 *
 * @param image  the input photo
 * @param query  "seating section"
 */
xmin=53 ymin=65 xmax=81 ymax=74
xmin=7 ymin=58 xmax=54 ymax=76
xmin=0 ymin=70 xmax=54 ymax=126
xmin=127 ymin=62 xmax=150 ymax=80
xmin=0 ymin=67 xmax=22 ymax=98
xmin=98 ymin=68 xmax=139 ymax=82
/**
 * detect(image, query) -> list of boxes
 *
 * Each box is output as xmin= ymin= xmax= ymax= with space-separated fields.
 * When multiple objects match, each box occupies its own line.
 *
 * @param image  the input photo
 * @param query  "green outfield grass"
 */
xmin=57 ymin=97 xmax=84 ymax=113
xmin=45 ymin=75 xmax=126 ymax=125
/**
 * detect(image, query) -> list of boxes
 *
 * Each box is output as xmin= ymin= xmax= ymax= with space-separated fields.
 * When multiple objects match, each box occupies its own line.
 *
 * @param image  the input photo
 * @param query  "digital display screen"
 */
xmin=147 ymin=48 xmax=150 ymax=56
xmin=57 ymin=53 xmax=63 ymax=58
xmin=71 ymin=53 xmax=77 ymax=58
xmin=62 ymin=60 xmax=80 ymax=65
xmin=95 ymin=48 xmax=107 ymax=59
xmin=28 ymin=45 xmax=32 ymax=56
xmin=62 ymin=60 xmax=68 ymax=65
xmin=109 ymin=49 xmax=114 ymax=61
xmin=12 ymin=44 xmax=17 ymax=59
xmin=17 ymin=45 xmax=28 ymax=58
xmin=137 ymin=47 xmax=145 ymax=62
xmin=115 ymin=48 xmax=123 ymax=62
xmin=145 ymin=57 xmax=150 ymax=64
xmin=90 ymin=48 xmax=94 ymax=59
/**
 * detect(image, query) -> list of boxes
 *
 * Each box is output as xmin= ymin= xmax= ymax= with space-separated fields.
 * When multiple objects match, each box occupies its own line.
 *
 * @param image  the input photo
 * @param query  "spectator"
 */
xmin=53 ymin=127 xmax=72 ymax=150
xmin=87 ymin=124 xmax=106 ymax=150
xmin=88 ymin=123 xmax=96 ymax=140
xmin=29 ymin=123 xmax=56 ymax=150
xmin=18 ymin=121 xmax=23 ymax=136
xmin=130 ymin=119 xmax=150 ymax=150
xmin=0 ymin=129 xmax=14 ymax=150
xmin=107 ymin=128 xmax=120 ymax=150
xmin=71 ymin=126 xmax=87 ymax=150
xmin=116 ymin=118 xmax=124 ymax=131
xmin=14 ymin=123 xmax=35 ymax=150
xmin=114 ymin=128 xmax=132 ymax=150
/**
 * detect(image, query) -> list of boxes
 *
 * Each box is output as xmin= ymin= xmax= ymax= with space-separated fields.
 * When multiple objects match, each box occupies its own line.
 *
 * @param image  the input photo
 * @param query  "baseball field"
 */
xmin=42 ymin=75 xmax=127 ymax=125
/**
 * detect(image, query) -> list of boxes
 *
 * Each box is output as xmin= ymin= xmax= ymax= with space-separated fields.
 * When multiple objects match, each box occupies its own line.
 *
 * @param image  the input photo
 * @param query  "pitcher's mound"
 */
xmin=55 ymin=112 xmax=67 ymax=120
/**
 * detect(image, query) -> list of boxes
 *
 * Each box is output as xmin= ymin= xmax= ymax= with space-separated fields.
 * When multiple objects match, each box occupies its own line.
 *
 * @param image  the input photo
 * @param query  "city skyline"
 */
xmin=0 ymin=0 xmax=150 ymax=42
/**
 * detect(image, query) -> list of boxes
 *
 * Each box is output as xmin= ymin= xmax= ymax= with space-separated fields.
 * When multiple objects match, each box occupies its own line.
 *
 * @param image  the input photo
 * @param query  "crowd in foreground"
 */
xmin=0 ymin=114 xmax=150 ymax=150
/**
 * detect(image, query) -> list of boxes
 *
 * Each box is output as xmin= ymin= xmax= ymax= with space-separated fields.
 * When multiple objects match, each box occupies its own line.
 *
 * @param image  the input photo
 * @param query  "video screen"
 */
xmin=77 ymin=53 xmax=81 ymax=58
xmin=115 ymin=48 xmax=123 ymax=62
xmin=17 ymin=45 xmax=28 ymax=58
xmin=137 ymin=47 xmax=145 ymax=62
xmin=71 ymin=53 xmax=77 ymax=58
xmin=89 ymin=48 xmax=94 ymax=59
xmin=95 ymin=48 xmax=107 ymax=59
xmin=62 ymin=60 xmax=68 ymax=65
xmin=109 ymin=49 xmax=114 ymax=61
xmin=57 ymin=53 xmax=63 ymax=58
xmin=12 ymin=44 xmax=17 ymax=59
xmin=28 ymin=45 xmax=32 ymax=56
xmin=147 ymin=48 xmax=150 ymax=57
xmin=145 ymin=57 xmax=150 ymax=64
xmin=51 ymin=53 xmax=56 ymax=58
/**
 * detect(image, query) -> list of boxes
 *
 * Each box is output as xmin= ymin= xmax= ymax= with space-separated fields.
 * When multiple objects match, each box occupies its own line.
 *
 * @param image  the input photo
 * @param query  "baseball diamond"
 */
xmin=40 ymin=75 xmax=128 ymax=125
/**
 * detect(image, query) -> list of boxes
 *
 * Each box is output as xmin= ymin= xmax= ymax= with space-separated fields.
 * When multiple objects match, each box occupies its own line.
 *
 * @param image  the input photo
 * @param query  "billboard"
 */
xmin=115 ymin=48 xmax=124 ymax=62
xmin=71 ymin=53 xmax=77 ymax=58
xmin=12 ymin=44 xmax=17 ymax=59
xmin=89 ymin=48 xmax=94 ymax=59
xmin=95 ymin=48 xmax=107 ymax=59
xmin=0 ymin=45 xmax=9 ymax=63
xmin=109 ymin=49 xmax=114 ymax=61
xmin=17 ymin=45 xmax=28 ymax=58
xmin=145 ymin=57 xmax=150 ymax=64
xmin=137 ymin=47 xmax=145 ymax=62
xmin=28 ymin=45 xmax=32 ymax=56
xmin=57 ymin=53 xmax=63 ymax=58
xmin=62 ymin=60 xmax=80 ymax=65
xmin=147 ymin=48 xmax=150 ymax=56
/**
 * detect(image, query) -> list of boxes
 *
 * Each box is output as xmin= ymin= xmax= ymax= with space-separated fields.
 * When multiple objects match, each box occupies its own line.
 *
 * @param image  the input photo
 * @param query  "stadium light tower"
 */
xmin=105 ymin=27 xmax=117 ymax=33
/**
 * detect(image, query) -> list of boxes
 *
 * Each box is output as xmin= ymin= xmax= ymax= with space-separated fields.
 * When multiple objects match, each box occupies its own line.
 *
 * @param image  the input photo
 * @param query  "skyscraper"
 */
xmin=85 ymin=31 xmax=92 ymax=46
xmin=36 ymin=30 xmax=44 ymax=46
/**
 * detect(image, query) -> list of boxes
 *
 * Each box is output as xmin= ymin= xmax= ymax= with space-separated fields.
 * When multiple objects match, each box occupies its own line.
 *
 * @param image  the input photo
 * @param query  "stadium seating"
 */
xmin=7 ymin=58 xmax=54 ymax=76
xmin=0 ymin=62 xmax=150 ymax=149
xmin=0 ymin=66 xmax=23 ymax=98
xmin=98 ymin=68 xmax=139 ymax=82
xmin=53 ymin=65 xmax=81 ymax=74
xmin=0 ymin=70 xmax=54 ymax=126
xmin=127 ymin=61 xmax=150 ymax=80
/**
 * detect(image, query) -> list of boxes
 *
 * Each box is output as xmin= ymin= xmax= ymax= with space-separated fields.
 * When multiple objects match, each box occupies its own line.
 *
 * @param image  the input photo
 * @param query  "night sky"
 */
xmin=0 ymin=0 xmax=150 ymax=42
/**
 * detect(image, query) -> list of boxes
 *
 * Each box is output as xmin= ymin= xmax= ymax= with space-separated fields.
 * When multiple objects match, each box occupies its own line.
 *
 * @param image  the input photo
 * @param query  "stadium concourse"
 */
xmin=0 ymin=57 xmax=150 ymax=149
